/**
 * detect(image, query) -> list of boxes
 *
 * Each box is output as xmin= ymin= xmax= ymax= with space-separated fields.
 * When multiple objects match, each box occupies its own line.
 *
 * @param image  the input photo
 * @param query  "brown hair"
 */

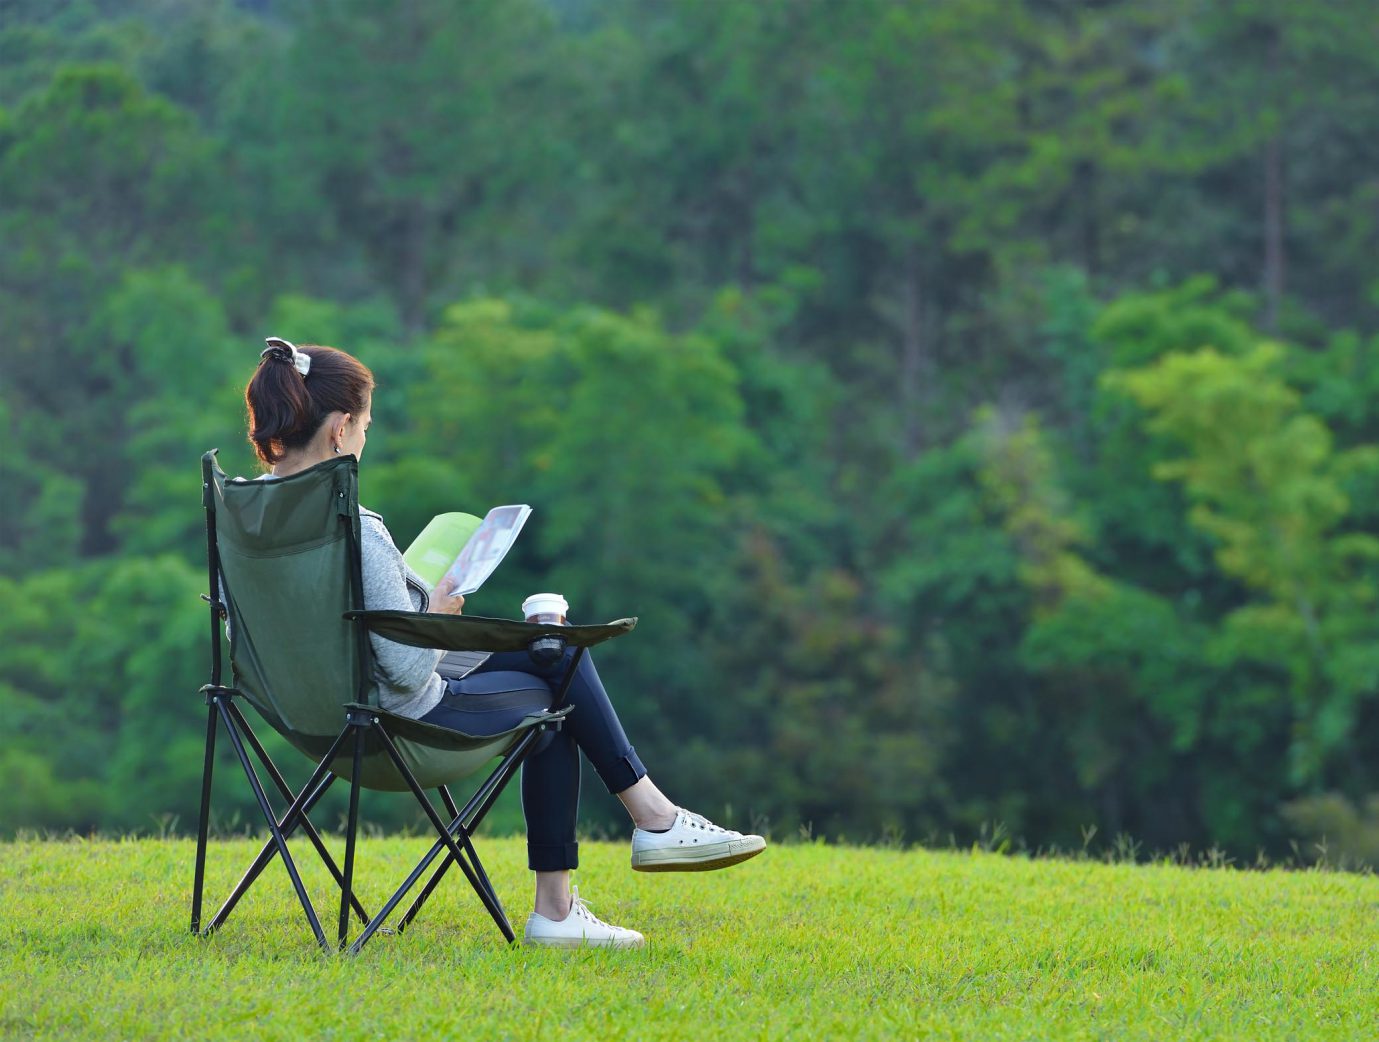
xmin=245 ymin=344 xmax=375 ymax=466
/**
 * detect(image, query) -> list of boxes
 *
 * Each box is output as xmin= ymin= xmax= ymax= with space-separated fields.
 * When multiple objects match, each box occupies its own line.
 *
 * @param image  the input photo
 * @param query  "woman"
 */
xmin=245 ymin=337 xmax=764 ymax=948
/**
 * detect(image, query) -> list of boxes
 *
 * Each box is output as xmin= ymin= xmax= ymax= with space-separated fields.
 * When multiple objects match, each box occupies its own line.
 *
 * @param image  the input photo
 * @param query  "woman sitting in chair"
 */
xmin=245 ymin=338 xmax=764 ymax=949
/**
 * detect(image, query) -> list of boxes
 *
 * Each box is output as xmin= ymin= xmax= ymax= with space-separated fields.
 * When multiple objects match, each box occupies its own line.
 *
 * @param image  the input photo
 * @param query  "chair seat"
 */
xmin=284 ymin=703 xmax=574 ymax=792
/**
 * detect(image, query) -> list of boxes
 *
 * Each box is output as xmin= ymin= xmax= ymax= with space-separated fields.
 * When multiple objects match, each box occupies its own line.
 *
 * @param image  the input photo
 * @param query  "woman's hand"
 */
xmin=427 ymin=576 xmax=465 ymax=615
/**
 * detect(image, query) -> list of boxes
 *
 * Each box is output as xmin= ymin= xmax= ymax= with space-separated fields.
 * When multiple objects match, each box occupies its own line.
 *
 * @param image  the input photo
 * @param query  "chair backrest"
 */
xmin=204 ymin=451 xmax=375 ymax=742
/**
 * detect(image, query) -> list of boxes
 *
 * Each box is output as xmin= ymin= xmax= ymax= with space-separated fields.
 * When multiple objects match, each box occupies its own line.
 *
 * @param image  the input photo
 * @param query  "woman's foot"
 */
xmin=631 ymin=808 xmax=766 ymax=872
xmin=523 ymin=887 xmax=645 ymax=949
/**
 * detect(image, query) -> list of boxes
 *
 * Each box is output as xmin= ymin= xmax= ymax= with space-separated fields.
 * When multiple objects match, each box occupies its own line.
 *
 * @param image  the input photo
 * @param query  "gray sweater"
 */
xmin=357 ymin=507 xmax=448 ymax=718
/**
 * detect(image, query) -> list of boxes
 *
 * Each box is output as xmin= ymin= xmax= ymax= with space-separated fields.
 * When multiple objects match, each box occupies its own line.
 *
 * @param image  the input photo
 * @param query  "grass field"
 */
xmin=1 ymin=836 xmax=1376 ymax=1041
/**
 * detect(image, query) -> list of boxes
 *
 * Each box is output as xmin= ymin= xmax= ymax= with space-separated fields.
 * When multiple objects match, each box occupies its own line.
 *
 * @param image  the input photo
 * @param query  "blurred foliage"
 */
xmin=5 ymin=0 xmax=1379 ymax=856
xmin=1280 ymin=792 xmax=1379 ymax=868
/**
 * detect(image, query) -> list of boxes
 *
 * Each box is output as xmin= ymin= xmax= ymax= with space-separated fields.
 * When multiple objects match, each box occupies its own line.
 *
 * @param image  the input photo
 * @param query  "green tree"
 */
xmin=0 ymin=555 xmax=205 ymax=832
xmin=0 ymin=67 xmax=225 ymax=558
xmin=689 ymin=529 xmax=953 ymax=840
xmin=1108 ymin=343 xmax=1379 ymax=788
xmin=1176 ymin=0 xmax=1379 ymax=333
xmin=390 ymin=299 xmax=752 ymax=751
xmin=276 ymin=0 xmax=568 ymax=332
xmin=869 ymin=423 xmax=1039 ymax=838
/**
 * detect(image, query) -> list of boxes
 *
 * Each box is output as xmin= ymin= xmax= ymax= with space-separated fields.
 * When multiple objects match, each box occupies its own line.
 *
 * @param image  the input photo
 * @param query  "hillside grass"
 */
xmin=1 ymin=836 xmax=1376 ymax=1041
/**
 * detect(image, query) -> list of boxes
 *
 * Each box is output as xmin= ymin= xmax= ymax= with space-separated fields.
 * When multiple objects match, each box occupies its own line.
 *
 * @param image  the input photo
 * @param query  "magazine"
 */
xmin=443 ymin=504 xmax=532 ymax=595
xmin=402 ymin=505 xmax=532 ymax=596
xmin=402 ymin=505 xmax=532 ymax=679
xmin=436 ymin=648 xmax=490 ymax=680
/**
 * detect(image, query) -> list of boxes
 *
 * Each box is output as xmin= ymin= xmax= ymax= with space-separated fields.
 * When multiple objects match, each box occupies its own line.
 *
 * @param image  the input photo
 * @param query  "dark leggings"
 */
xmin=418 ymin=646 xmax=646 ymax=871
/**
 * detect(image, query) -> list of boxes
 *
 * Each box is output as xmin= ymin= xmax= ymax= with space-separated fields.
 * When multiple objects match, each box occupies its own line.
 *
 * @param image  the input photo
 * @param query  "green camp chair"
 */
xmin=190 ymin=450 xmax=635 ymax=953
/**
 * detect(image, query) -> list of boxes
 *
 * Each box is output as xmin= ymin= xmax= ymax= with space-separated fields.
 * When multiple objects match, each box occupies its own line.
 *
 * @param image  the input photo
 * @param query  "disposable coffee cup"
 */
xmin=522 ymin=592 xmax=568 ymax=626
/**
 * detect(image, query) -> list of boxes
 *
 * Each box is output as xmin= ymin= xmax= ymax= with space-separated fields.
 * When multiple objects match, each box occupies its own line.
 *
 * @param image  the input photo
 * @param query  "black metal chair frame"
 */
xmin=189 ymin=460 xmax=583 ymax=954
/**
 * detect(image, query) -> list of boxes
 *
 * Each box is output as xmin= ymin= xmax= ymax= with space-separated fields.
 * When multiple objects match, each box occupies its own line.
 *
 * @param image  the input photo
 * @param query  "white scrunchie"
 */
xmin=262 ymin=336 xmax=311 ymax=376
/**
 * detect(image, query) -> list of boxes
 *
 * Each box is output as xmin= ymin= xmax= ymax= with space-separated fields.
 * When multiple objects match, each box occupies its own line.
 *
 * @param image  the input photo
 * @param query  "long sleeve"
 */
xmin=359 ymin=511 xmax=446 ymax=717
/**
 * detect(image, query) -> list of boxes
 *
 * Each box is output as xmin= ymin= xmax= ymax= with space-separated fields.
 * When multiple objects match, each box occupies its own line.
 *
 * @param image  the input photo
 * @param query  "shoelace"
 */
xmin=568 ymin=886 xmax=616 ymax=929
xmin=679 ymin=808 xmax=735 ymax=835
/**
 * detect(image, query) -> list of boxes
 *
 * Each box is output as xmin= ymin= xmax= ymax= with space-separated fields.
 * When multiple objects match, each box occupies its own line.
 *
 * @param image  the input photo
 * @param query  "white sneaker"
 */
xmin=523 ymin=887 xmax=645 ymax=949
xmin=631 ymin=807 xmax=767 ymax=872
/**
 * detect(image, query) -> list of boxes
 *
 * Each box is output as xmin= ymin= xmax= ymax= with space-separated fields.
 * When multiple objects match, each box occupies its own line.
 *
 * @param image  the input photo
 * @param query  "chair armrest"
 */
xmin=344 ymin=610 xmax=636 ymax=653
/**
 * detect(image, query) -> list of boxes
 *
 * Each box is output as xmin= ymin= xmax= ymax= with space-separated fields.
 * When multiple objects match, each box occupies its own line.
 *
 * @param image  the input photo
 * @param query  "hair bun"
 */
xmin=261 ymin=336 xmax=311 ymax=376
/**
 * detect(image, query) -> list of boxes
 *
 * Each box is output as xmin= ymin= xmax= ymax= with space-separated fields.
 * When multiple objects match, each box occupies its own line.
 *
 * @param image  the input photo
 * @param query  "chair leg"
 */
xmin=338 ymin=723 xmax=365 ymax=950
xmin=397 ymin=823 xmax=511 ymax=938
xmin=225 ymin=701 xmax=371 ymax=927
xmin=463 ymin=725 xmax=545 ymax=833
xmin=205 ymin=718 xmax=354 ymax=934
xmin=396 ymin=855 xmax=455 ymax=935
xmin=402 ymin=655 xmax=573 ymax=931
xmin=216 ymin=701 xmax=329 ymax=951
xmin=550 ymin=646 xmax=586 ymax=708
xmin=446 ymin=776 xmax=505 ymax=920
xmin=395 ymin=787 xmax=484 ymax=934
xmin=371 ymin=722 xmax=514 ymax=942
xmin=349 ymin=829 xmax=452 ymax=953
xmin=440 ymin=785 xmax=501 ymax=911
xmin=438 ymin=785 xmax=461 ymax=821
xmin=459 ymin=832 xmax=506 ymax=926
xmin=347 ymin=722 xmax=518 ymax=952
xmin=190 ymin=701 xmax=219 ymax=935
xmin=396 ymin=791 xmax=461 ymax=935
xmin=396 ymin=728 xmax=542 ymax=935
xmin=206 ymin=772 xmax=334 ymax=934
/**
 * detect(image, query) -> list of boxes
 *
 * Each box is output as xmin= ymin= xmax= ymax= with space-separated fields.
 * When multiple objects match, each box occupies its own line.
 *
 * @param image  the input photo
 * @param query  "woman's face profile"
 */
xmin=340 ymin=395 xmax=373 ymax=461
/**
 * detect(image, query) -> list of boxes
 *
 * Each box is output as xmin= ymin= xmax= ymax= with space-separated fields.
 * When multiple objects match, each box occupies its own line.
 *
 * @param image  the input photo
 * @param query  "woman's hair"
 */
xmin=245 ymin=343 xmax=374 ymax=466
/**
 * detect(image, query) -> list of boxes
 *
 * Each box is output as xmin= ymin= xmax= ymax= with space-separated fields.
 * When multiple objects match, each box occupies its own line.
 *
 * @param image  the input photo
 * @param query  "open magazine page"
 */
xmin=402 ymin=512 xmax=483 ymax=588
xmin=444 ymin=504 xmax=532 ymax=595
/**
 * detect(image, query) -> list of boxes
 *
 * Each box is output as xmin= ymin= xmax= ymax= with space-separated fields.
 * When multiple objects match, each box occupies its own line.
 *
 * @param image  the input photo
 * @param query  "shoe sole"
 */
xmin=631 ymin=837 xmax=766 ymax=872
xmin=523 ymin=935 xmax=645 ymax=950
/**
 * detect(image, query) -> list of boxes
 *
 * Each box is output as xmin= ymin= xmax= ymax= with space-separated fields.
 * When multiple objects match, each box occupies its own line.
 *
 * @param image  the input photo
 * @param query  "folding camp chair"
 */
xmin=190 ymin=450 xmax=635 ymax=953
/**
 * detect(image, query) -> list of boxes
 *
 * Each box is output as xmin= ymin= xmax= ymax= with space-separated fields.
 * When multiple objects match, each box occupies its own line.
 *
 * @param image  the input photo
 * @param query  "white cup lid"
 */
xmin=522 ymin=592 xmax=568 ymax=616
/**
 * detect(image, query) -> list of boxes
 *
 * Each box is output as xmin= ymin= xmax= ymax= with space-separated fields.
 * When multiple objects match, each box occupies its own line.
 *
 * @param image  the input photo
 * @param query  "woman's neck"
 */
xmin=271 ymin=446 xmax=333 ymax=478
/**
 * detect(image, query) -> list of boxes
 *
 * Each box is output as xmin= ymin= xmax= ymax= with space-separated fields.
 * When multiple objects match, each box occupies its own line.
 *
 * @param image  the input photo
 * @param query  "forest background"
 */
xmin=5 ymin=0 xmax=1379 ymax=864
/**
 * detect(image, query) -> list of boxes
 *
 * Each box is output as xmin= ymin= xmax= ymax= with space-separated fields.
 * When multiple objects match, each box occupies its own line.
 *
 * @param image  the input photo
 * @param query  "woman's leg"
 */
xmin=532 ymin=870 xmax=572 ymax=921
xmin=419 ymin=664 xmax=645 ymax=948
xmin=492 ymin=648 xmax=763 ymax=874
xmin=420 ymin=670 xmax=581 ymax=916
xmin=616 ymin=777 xmax=676 ymax=831
xmin=522 ymin=726 xmax=580 ymax=920
xmin=459 ymin=647 xmax=761 ymax=923
xmin=472 ymin=647 xmax=675 ymax=822
xmin=468 ymin=647 xmax=675 ymax=914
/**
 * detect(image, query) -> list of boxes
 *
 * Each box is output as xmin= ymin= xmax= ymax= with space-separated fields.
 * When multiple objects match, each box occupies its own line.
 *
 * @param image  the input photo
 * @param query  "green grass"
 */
xmin=1 ymin=837 xmax=1376 ymax=1041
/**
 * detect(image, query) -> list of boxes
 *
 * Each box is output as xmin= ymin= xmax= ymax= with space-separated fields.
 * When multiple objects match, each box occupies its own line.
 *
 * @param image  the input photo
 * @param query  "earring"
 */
xmin=333 ymin=445 xmax=341 ymax=454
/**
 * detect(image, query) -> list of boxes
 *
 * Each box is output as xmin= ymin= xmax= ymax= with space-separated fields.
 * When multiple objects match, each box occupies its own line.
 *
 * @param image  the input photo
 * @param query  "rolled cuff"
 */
xmin=528 ymin=841 xmax=580 ymax=872
xmin=598 ymin=747 xmax=647 ymax=796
